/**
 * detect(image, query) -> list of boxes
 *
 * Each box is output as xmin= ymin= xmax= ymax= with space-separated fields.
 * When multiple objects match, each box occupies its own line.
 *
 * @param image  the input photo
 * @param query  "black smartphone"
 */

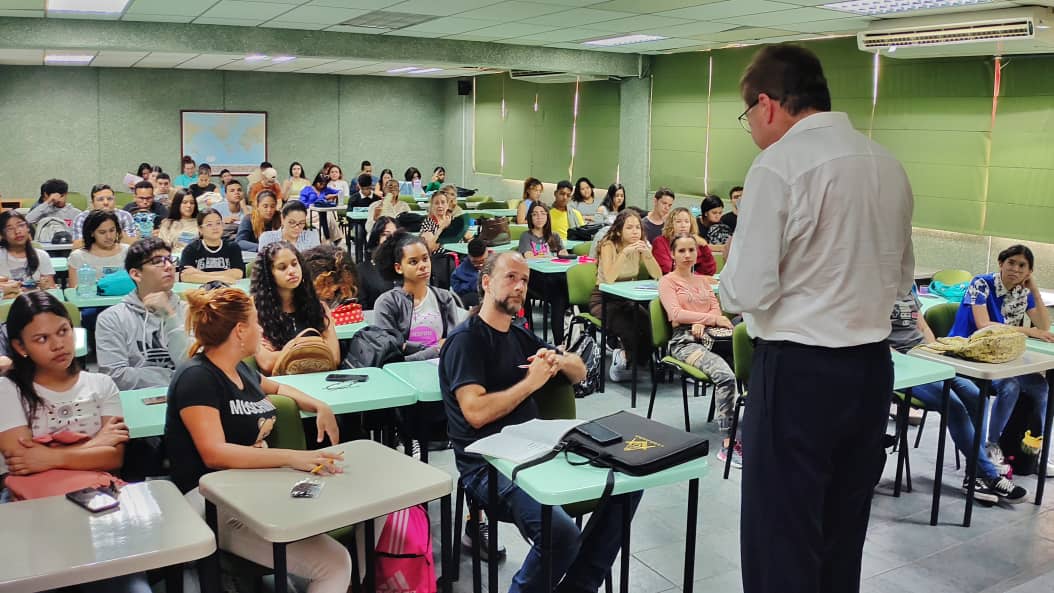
xmin=575 ymin=422 xmax=621 ymax=446
xmin=325 ymin=373 xmax=368 ymax=383
xmin=66 ymin=487 xmax=120 ymax=513
xmin=142 ymin=395 xmax=167 ymax=405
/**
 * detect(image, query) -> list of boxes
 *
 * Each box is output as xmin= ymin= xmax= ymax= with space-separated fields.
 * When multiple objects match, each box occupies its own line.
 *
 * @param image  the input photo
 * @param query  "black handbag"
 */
xmin=476 ymin=217 xmax=510 ymax=246
xmin=562 ymin=411 xmax=709 ymax=476
xmin=567 ymin=223 xmax=603 ymax=241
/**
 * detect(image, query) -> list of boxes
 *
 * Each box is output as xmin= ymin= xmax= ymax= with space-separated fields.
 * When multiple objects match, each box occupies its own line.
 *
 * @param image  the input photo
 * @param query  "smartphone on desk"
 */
xmin=325 ymin=373 xmax=368 ymax=383
xmin=574 ymin=422 xmax=622 ymax=446
xmin=66 ymin=487 xmax=120 ymax=513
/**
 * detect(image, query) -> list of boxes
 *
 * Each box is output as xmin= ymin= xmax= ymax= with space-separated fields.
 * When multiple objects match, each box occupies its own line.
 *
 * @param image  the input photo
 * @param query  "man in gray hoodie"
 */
xmin=26 ymin=178 xmax=82 ymax=225
xmin=96 ymin=237 xmax=189 ymax=390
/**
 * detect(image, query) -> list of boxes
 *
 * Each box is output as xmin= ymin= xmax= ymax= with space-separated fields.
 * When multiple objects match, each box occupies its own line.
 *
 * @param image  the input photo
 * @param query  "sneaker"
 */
xmin=717 ymin=417 xmax=734 ymax=433
xmin=989 ymin=476 xmax=1028 ymax=504
xmin=962 ymin=476 xmax=999 ymax=503
xmin=907 ymin=407 xmax=924 ymax=426
xmin=608 ymin=350 xmax=633 ymax=383
xmin=717 ymin=442 xmax=743 ymax=469
xmin=986 ymin=442 xmax=1010 ymax=475
xmin=408 ymin=440 xmax=421 ymax=460
xmin=462 ymin=517 xmax=506 ymax=562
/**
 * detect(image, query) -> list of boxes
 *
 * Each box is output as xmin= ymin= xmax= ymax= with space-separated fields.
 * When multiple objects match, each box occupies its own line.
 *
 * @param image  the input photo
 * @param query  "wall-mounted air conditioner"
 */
xmin=509 ymin=70 xmax=608 ymax=83
xmin=858 ymin=7 xmax=1054 ymax=58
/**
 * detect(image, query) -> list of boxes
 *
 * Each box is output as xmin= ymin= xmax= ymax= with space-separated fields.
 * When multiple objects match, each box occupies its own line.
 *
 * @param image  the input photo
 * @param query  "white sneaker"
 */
xmin=608 ymin=349 xmax=633 ymax=382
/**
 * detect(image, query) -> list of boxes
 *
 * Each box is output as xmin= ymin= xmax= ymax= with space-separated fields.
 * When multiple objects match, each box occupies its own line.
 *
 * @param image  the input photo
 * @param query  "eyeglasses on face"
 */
xmin=145 ymin=255 xmax=178 ymax=267
xmin=738 ymin=99 xmax=759 ymax=132
xmin=285 ymin=219 xmax=308 ymax=230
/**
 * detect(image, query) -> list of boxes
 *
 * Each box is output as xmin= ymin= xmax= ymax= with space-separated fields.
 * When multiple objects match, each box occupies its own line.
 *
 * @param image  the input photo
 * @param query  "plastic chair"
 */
xmin=509 ymin=225 xmax=526 ymax=242
xmin=476 ymin=201 xmax=507 ymax=210
xmin=244 ymin=260 xmax=253 ymax=280
xmin=931 ymin=269 xmax=973 ymax=286
xmin=897 ymin=303 xmax=964 ymax=453
xmin=713 ymin=252 xmax=725 ymax=274
xmin=571 ymin=242 xmax=591 ymax=256
xmin=564 ymin=262 xmax=602 ymax=348
xmin=723 ymin=323 xmax=753 ymax=479
xmin=646 ymin=299 xmax=715 ymax=432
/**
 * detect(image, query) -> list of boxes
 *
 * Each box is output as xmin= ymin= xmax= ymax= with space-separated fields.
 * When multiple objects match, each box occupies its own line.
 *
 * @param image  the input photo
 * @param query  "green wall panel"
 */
xmin=650 ymin=52 xmax=708 ymax=196
xmin=530 ymin=83 xmax=575 ymax=183
xmin=913 ymin=195 xmax=985 ymax=234
xmin=574 ymin=80 xmax=621 ymax=186
xmin=474 ymin=74 xmax=503 ymax=176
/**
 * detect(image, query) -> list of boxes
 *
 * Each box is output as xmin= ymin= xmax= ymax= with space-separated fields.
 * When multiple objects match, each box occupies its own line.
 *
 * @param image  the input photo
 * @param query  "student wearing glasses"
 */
xmin=257 ymin=200 xmax=321 ymax=252
xmin=96 ymin=238 xmax=190 ymax=390
xmin=0 ymin=211 xmax=55 ymax=293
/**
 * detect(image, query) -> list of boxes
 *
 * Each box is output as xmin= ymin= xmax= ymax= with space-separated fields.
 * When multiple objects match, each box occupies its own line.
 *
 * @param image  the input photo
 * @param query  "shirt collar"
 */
xmin=992 ymin=273 xmax=1025 ymax=300
xmin=782 ymin=111 xmax=850 ymax=141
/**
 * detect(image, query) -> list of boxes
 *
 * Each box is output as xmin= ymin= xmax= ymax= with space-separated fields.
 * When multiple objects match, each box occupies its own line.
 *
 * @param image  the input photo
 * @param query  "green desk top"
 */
xmin=384 ymin=360 xmax=442 ymax=403
xmin=120 ymin=387 xmax=168 ymax=439
xmin=892 ymin=351 xmax=955 ymax=391
xmin=52 ymin=257 xmax=68 ymax=273
xmin=172 ymin=278 xmax=250 ymax=295
xmin=75 ymin=327 xmax=87 ymax=357
xmin=919 ymin=294 xmax=950 ymax=313
xmin=269 ymin=367 xmax=418 ymax=416
xmin=62 ymin=288 xmax=122 ymax=308
xmin=527 ymin=258 xmax=579 ymax=274
xmin=335 ymin=321 xmax=367 ymax=341
xmin=1 ymin=288 xmax=64 ymax=306
xmin=486 ymin=447 xmax=709 ymax=506
xmin=1026 ymin=338 xmax=1054 ymax=357
xmin=599 ymin=280 xmax=659 ymax=302
xmin=469 ymin=209 xmax=517 ymax=218
xmin=346 ymin=210 xmax=369 ymax=221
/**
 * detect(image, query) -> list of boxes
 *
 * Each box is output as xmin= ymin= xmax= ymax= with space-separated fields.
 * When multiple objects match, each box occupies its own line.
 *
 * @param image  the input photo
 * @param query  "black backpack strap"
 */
xmin=510 ymin=444 xmax=563 ymax=482
xmin=577 ymin=469 xmax=616 ymax=543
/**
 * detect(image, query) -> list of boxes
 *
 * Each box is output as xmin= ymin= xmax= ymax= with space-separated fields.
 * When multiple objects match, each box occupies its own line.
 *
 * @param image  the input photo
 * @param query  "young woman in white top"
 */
xmin=0 ymin=291 xmax=148 ymax=592
xmin=0 ymin=211 xmax=54 ymax=293
xmin=158 ymin=190 xmax=200 ymax=252
xmin=282 ymin=161 xmax=311 ymax=198
xmin=327 ymin=164 xmax=351 ymax=200
xmin=366 ymin=178 xmax=410 ymax=233
xmin=595 ymin=183 xmax=626 ymax=225
xmin=67 ymin=210 xmax=129 ymax=289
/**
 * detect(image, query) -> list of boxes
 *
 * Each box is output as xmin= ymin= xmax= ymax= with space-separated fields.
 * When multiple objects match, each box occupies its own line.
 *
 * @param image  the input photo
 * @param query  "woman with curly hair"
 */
xmin=303 ymin=244 xmax=358 ymax=309
xmin=250 ymin=242 xmax=339 ymax=375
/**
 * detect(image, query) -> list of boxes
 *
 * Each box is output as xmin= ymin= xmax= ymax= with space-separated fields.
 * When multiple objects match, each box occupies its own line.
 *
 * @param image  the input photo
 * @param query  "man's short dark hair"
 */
xmin=740 ymin=44 xmax=831 ymax=116
xmin=157 ymin=172 xmax=171 ymax=181
xmin=133 ymin=180 xmax=154 ymax=193
xmin=467 ymin=238 xmax=486 ymax=258
xmin=125 ymin=237 xmax=171 ymax=272
xmin=357 ymin=173 xmax=373 ymax=189
xmin=41 ymin=179 xmax=68 ymax=196
xmin=556 ymin=180 xmax=573 ymax=192
xmin=654 ymin=188 xmax=675 ymax=201
xmin=89 ymin=183 xmax=113 ymax=199
xmin=260 ymin=161 xmax=272 ymax=169
xmin=198 ymin=163 xmax=212 ymax=174
xmin=730 ymin=186 xmax=743 ymax=197
xmin=360 ymin=160 xmax=371 ymax=169
xmin=219 ymin=168 xmax=231 ymax=176
xmin=226 ymin=179 xmax=242 ymax=188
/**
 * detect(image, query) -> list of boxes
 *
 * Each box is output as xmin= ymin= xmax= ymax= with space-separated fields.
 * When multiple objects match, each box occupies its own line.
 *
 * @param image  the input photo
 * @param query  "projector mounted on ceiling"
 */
xmin=509 ymin=70 xmax=607 ymax=83
xmin=858 ymin=7 xmax=1054 ymax=58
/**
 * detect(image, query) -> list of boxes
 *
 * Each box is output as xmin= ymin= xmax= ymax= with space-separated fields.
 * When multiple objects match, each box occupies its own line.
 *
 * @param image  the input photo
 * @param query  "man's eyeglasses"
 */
xmin=738 ymin=99 xmax=759 ymax=132
xmin=202 ymin=222 xmax=224 ymax=229
xmin=285 ymin=220 xmax=308 ymax=230
xmin=144 ymin=255 xmax=178 ymax=267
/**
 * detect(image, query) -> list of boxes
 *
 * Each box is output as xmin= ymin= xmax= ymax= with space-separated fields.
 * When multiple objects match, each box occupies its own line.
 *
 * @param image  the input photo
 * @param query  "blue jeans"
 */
xmin=909 ymin=377 xmax=1000 ymax=479
xmin=989 ymin=373 xmax=1049 ymax=445
xmin=461 ymin=464 xmax=642 ymax=593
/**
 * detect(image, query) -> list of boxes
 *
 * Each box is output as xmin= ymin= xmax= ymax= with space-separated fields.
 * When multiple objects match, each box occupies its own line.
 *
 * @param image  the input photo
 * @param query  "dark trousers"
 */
xmin=740 ymin=339 xmax=892 ymax=593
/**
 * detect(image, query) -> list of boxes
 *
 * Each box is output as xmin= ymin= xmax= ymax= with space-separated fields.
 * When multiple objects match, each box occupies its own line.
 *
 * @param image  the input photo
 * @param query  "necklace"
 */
xmin=202 ymin=240 xmax=223 ymax=254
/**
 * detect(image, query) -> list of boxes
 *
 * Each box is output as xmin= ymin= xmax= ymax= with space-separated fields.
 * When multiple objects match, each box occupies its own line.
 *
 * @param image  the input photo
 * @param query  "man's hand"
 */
xmin=524 ymin=347 xmax=560 ymax=391
xmin=142 ymin=292 xmax=175 ymax=318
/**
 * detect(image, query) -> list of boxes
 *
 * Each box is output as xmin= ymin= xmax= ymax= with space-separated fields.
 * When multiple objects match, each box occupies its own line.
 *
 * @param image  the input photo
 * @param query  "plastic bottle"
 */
xmin=76 ymin=263 xmax=97 ymax=297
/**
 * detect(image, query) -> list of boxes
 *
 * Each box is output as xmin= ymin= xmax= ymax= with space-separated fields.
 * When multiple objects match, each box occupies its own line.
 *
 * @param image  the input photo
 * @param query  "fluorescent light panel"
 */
xmin=45 ymin=54 xmax=95 ymax=64
xmin=244 ymin=54 xmax=269 ymax=62
xmin=411 ymin=68 xmax=442 ymax=74
xmin=386 ymin=66 xmax=419 ymax=73
xmin=583 ymin=34 xmax=667 ymax=47
xmin=822 ymin=0 xmax=993 ymax=16
xmin=272 ymin=56 xmax=296 ymax=63
xmin=47 ymin=0 xmax=129 ymax=14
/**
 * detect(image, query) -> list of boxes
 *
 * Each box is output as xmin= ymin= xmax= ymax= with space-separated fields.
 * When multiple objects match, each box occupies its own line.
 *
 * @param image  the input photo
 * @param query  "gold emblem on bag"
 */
xmin=624 ymin=435 xmax=664 ymax=452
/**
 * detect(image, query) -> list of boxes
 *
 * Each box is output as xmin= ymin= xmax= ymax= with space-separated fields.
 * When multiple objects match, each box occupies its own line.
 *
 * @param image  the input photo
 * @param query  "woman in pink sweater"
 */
xmin=658 ymin=234 xmax=740 ymax=467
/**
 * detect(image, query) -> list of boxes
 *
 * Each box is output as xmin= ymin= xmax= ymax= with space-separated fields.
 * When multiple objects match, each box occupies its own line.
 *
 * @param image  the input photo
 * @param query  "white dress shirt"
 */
xmin=720 ymin=111 xmax=915 ymax=347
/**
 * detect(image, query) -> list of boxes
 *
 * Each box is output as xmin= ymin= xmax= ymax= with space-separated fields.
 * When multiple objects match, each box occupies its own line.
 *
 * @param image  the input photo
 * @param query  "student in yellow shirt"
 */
xmin=548 ymin=180 xmax=584 ymax=241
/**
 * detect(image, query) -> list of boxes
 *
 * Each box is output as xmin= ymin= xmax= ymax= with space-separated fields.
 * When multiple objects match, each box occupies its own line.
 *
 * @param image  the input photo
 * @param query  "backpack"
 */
xmin=567 ymin=332 xmax=601 ymax=398
xmin=375 ymin=505 xmax=436 ymax=593
xmin=344 ymin=326 xmax=405 ymax=368
xmin=35 ymin=217 xmax=70 ymax=243
xmin=272 ymin=328 xmax=337 ymax=376
xmin=567 ymin=223 xmax=603 ymax=241
xmin=97 ymin=269 xmax=136 ymax=296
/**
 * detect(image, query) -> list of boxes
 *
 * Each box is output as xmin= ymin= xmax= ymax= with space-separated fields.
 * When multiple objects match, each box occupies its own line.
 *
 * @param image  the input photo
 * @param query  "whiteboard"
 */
xmin=180 ymin=111 xmax=268 ymax=175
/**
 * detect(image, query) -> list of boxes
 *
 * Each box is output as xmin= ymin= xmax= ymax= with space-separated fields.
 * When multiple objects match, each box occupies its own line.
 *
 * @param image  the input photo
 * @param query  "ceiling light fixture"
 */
xmin=272 ymin=56 xmax=297 ymax=63
xmin=386 ymin=66 xmax=419 ymax=73
xmin=822 ymin=0 xmax=993 ymax=16
xmin=45 ymin=54 xmax=95 ymax=65
xmin=46 ymin=0 xmax=130 ymax=14
xmin=583 ymin=34 xmax=667 ymax=47
xmin=245 ymin=54 xmax=269 ymax=62
xmin=410 ymin=68 xmax=442 ymax=74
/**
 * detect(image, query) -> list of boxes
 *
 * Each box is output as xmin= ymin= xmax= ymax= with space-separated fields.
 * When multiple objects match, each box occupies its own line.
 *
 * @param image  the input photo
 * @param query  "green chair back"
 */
xmin=466 ymin=195 xmax=489 ymax=203
xmin=64 ymin=193 xmax=89 ymax=211
xmin=932 ymin=269 xmax=972 ymax=285
xmin=649 ymin=298 xmax=672 ymax=348
xmin=245 ymin=261 xmax=253 ymax=280
xmin=265 ymin=394 xmax=307 ymax=450
xmin=713 ymin=252 xmax=725 ymax=274
xmin=924 ymin=302 xmax=959 ymax=339
xmin=477 ymin=201 xmax=507 ymax=210
xmin=63 ymin=301 xmax=82 ymax=328
xmin=566 ymin=262 xmax=597 ymax=307
xmin=732 ymin=323 xmax=753 ymax=386
xmin=509 ymin=225 xmax=527 ymax=242
xmin=571 ymin=242 xmax=591 ymax=256
xmin=534 ymin=376 xmax=576 ymax=421
xmin=114 ymin=192 xmax=136 ymax=208
xmin=0 ymin=303 xmax=9 ymax=322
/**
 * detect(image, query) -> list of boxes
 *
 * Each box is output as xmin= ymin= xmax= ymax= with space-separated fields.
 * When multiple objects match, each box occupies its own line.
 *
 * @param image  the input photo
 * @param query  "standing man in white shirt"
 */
xmin=720 ymin=45 xmax=914 ymax=593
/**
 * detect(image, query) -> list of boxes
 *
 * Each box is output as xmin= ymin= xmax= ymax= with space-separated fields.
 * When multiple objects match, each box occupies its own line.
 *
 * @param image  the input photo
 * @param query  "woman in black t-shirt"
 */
xmin=178 ymin=208 xmax=244 ymax=283
xmin=164 ymin=287 xmax=350 ymax=590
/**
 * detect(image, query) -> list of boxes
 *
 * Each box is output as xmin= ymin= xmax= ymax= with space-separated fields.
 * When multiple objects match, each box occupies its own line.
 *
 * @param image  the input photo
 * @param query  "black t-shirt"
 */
xmin=439 ymin=315 xmax=550 ymax=473
xmin=164 ymin=355 xmax=277 ymax=493
xmin=190 ymin=183 xmax=218 ymax=198
xmin=720 ymin=211 xmax=738 ymax=233
xmin=348 ymin=192 xmax=380 ymax=209
xmin=179 ymin=239 xmax=244 ymax=274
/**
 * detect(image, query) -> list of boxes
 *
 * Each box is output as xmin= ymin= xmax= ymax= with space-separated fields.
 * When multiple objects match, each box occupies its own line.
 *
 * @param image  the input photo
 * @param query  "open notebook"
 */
xmin=466 ymin=418 xmax=585 ymax=464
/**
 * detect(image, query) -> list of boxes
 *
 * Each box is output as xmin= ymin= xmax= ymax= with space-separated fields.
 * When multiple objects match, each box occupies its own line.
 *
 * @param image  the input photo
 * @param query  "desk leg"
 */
xmin=441 ymin=494 xmax=453 ymax=593
xmin=542 ymin=505 xmax=553 ymax=593
xmin=165 ymin=564 xmax=183 ymax=593
xmin=931 ymin=380 xmax=951 ymax=526
xmin=487 ymin=465 xmax=499 ymax=593
xmin=964 ymin=379 xmax=989 ymax=527
xmin=630 ymin=301 xmax=638 ymax=408
xmin=355 ymin=222 xmax=365 ymax=263
xmin=619 ymin=497 xmax=631 ymax=593
xmin=202 ymin=500 xmax=221 ymax=593
xmin=684 ymin=478 xmax=699 ymax=593
xmin=1037 ymin=370 xmax=1054 ymax=505
xmin=600 ymin=292 xmax=608 ymax=393
xmin=365 ymin=517 xmax=376 ymax=593
xmin=273 ymin=543 xmax=288 ymax=593
xmin=893 ymin=389 xmax=911 ymax=497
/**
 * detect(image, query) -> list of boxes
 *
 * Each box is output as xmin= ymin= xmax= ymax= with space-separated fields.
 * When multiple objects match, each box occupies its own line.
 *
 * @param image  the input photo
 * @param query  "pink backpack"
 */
xmin=375 ymin=505 xmax=436 ymax=593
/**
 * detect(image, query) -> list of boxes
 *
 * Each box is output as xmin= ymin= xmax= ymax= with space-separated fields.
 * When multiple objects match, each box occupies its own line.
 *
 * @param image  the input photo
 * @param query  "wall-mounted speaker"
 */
xmin=457 ymin=79 xmax=472 ymax=96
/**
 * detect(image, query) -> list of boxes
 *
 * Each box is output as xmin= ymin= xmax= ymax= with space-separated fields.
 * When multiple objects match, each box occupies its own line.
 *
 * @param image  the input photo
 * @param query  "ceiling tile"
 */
xmin=297 ymin=58 xmax=378 ymax=73
xmin=639 ymin=19 xmax=736 ymax=36
xmin=267 ymin=5 xmax=368 ymax=24
xmin=195 ymin=17 xmax=272 ymax=26
xmin=176 ymin=54 xmax=242 ymax=69
xmin=528 ymin=7 xmax=634 ymax=26
xmin=779 ymin=17 xmax=871 ymax=32
xmin=197 ymin=0 xmax=296 ymax=21
xmin=325 ymin=24 xmax=387 ymax=33
xmin=455 ymin=1 xmax=567 ymax=20
xmin=125 ymin=0 xmax=217 ymax=17
xmin=451 ymin=33 xmax=504 ymax=41
xmin=706 ymin=26 xmax=794 ymax=41
xmin=92 ymin=50 xmax=149 ymax=67
xmin=0 ymin=1 xmax=43 ymax=9
xmin=256 ymin=57 xmax=336 ymax=71
xmin=385 ymin=0 xmax=504 ymax=17
xmin=583 ymin=13 xmax=684 ymax=32
xmin=122 ymin=13 xmax=195 ymax=22
xmin=0 ymin=48 xmax=43 ymax=65
xmin=398 ymin=16 xmax=497 ymax=34
xmin=48 ymin=11 xmax=121 ymax=19
xmin=307 ymin=0 xmax=402 ymax=7
xmin=216 ymin=59 xmax=273 ymax=70
xmin=531 ymin=0 xmax=610 ymax=6
xmin=452 ymin=22 xmax=557 ymax=39
xmin=717 ymin=6 xmax=855 ymax=26
xmin=661 ymin=0 xmax=799 ymax=19
xmin=510 ymin=27 xmax=619 ymax=43
xmin=260 ymin=20 xmax=330 ymax=29
xmin=0 ymin=9 xmax=41 ymax=16
xmin=589 ymin=0 xmax=718 ymax=12
xmin=134 ymin=52 xmax=199 ymax=68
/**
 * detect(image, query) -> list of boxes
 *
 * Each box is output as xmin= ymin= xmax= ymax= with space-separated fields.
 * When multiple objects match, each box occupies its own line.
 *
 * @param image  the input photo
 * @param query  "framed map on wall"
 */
xmin=180 ymin=111 xmax=267 ymax=175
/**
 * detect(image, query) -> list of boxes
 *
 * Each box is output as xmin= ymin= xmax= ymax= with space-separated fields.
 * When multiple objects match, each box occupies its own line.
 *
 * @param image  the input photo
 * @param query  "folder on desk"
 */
xmin=466 ymin=418 xmax=585 ymax=464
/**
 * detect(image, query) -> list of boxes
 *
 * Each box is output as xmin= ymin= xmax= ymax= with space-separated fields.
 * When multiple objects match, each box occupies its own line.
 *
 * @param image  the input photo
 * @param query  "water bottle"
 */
xmin=468 ymin=217 xmax=478 ymax=239
xmin=76 ymin=264 xmax=96 ymax=297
